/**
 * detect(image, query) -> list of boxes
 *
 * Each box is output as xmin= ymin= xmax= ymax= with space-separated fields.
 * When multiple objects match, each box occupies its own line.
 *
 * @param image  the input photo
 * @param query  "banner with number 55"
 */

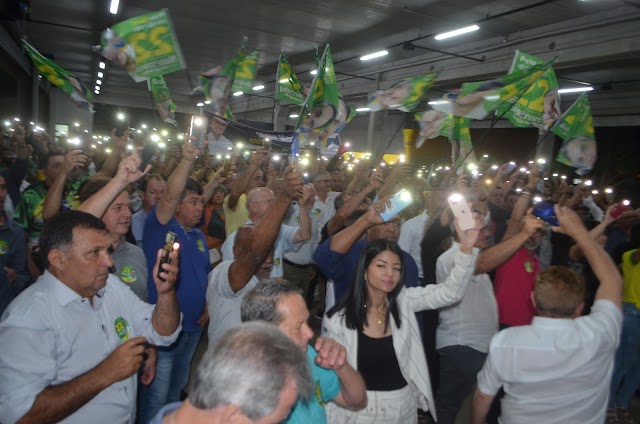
xmin=100 ymin=9 xmax=186 ymax=81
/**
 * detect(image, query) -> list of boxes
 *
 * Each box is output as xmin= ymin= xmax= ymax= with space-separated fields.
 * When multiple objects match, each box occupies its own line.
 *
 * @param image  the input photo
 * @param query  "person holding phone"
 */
xmin=322 ymin=214 xmax=481 ymax=423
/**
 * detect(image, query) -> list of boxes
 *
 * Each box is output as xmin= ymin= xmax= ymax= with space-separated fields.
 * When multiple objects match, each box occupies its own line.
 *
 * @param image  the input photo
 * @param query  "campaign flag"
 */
xmin=505 ymin=51 xmax=560 ymax=131
xmin=231 ymin=50 xmax=259 ymax=94
xmin=22 ymin=40 xmax=94 ymax=112
xmin=100 ymin=9 xmax=185 ymax=81
xmin=296 ymin=44 xmax=340 ymax=132
xmin=432 ymin=59 xmax=554 ymax=120
xmin=368 ymin=72 xmax=438 ymax=112
xmin=415 ymin=109 xmax=452 ymax=148
xmin=148 ymin=76 xmax=177 ymax=126
xmin=450 ymin=116 xmax=476 ymax=170
xmin=551 ymin=93 xmax=596 ymax=174
xmin=275 ymin=52 xmax=306 ymax=105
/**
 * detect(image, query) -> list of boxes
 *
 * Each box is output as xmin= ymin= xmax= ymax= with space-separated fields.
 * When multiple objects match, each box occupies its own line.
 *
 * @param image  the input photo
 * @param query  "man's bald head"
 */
xmin=234 ymin=225 xmax=255 ymax=257
xmin=246 ymin=187 xmax=275 ymax=222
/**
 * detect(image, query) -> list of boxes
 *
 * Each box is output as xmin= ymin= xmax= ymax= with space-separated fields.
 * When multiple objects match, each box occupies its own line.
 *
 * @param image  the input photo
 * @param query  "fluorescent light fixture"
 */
xmin=99 ymin=62 xmax=106 ymax=69
xmin=435 ymin=24 xmax=480 ymax=40
xmin=252 ymin=85 xmax=265 ymax=91
xmin=279 ymin=78 xmax=288 ymax=84
xmin=196 ymin=102 xmax=204 ymax=107
xmin=289 ymin=114 xmax=299 ymax=118
xmin=116 ymin=112 xmax=125 ymax=121
xmin=557 ymin=86 xmax=593 ymax=94
xmin=109 ymin=0 xmax=119 ymax=14
xmin=355 ymin=107 xmax=370 ymax=112
xmin=94 ymin=90 xmax=99 ymax=95
xmin=97 ymin=72 xmax=103 ymax=78
xmin=96 ymin=80 xmax=102 ymax=85
xmin=233 ymin=91 xmax=243 ymax=96
xmin=94 ymin=85 xmax=100 ymax=90
xmin=141 ymin=124 xmax=147 ymax=129
xmin=204 ymin=100 xmax=211 ymax=105
xmin=428 ymin=100 xmax=448 ymax=105
xmin=310 ymin=70 xmax=317 ymax=75
xmin=360 ymin=50 xmax=388 ymax=61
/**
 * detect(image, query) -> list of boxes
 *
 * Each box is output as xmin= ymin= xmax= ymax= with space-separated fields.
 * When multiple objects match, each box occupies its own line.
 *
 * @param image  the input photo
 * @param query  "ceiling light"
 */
xmin=196 ymin=102 xmax=204 ymax=107
xmin=356 ymin=107 xmax=370 ymax=112
xmin=310 ymin=70 xmax=317 ymax=75
xmin=109 ymin=0 xmax=119 ymax=15
xmin=428 ymin=100 xmax=448 ymax=105
xmin=95 ymin=85 xmax=100 ymax=91
xmin=289 ymin=114 xmax=299 ymax=118
xmin=279 ymin=78 xmax=288 ymax=84
xmin=253 ymin=85 xmax=264 ymax=91
xmin=204 ymin=100 xmax=211 ymax=104
xmin=96 ymin=80 xmax=102 ymax=85
xmin=94 ymin=90 xmax=99 ymax=95
xmin=99 ymin=62 xmax=106 ymax=69
xmin=360 ymin=50 xmax=388 ymax=61
xmin=98 ymin=72 xmax=103 ymax=78
xmin=116 ymin=113 xmax=125 ymax=121
xmin=233 ymin=91 xmax=243 ymax=96
xmin=557 ymin=86 xmax=594 ymax=94
xmin=141 ymin=124 xmax=147 ymax=129
xmin=435 ymin=25 xmax=480 ymax=40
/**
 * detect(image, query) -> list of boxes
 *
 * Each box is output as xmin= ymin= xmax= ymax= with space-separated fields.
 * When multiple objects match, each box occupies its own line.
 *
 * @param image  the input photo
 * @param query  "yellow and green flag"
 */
xmin=450 ymin=116 xmax=476 ymax=170
xmin=231 ymin=50 xmax=259 ymax=94
xmin=148 ymin=76 xmax=177 ymax=126
xmin=23 ymin=40 xmax=94 ymax=112
xmin=415 ymin=109 xmax=451 ymax=148
xmin=369 ymin=72 xmax=438 ymax=112
xmin=552 ymin=93 xmax=597 ymax=174
xmin=276 ymin=52 xmax=306 ymax=105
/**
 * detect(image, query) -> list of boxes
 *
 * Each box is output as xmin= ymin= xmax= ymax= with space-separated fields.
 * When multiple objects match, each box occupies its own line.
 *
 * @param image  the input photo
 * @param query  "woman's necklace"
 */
xmin=365 ymin=303 xmax=387 ymax=326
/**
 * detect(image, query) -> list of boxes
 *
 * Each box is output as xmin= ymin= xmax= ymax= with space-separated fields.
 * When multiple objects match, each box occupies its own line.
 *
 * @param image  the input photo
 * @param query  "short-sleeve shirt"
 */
xmin=283 ymin=346 xmax=340 ymax=424
xmin=476 ymin=299 xmax=622 ymax=424
xmin=0 ymin=272 xmax=181 ymax=424
xmin=206 ymin=260 xmax=260 ymax=347
xmin=143 ymin=206 xmax=209 ymax=333
xmin=223 ymin=193 xmax=248 ymax=237
xmin=493 ymin=247 xmax=539 ymax=326
xmin=13 ymin=182 xmax=47 ymax=245
xmin=130 ymin=209 xmax=147 ymax=247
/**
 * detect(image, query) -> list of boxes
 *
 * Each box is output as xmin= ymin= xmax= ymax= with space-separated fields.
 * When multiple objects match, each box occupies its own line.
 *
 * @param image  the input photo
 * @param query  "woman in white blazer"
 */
xmin=322 ymin=218 xmax=480 ymax=423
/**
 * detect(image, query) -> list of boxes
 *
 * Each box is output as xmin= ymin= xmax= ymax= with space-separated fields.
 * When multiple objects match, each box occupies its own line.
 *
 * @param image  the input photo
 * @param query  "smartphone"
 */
xmin=379 ymin=189 xmax=413 ymax=222
xmin=610 ymin=201 xmax=631 ymax=219
xmin=504 ymin=161 xmax=517 ymax=174
xmin=533 ymin=200 xmax=559 ymax=226
xmin=189 ymin=115 xmax=207 ymax=149
xmin=139 ymin=144 xmax=156 ymax=172
xmin=448 ymin=193 xmax=476 ymax=231
xmin=157 ymin=231 xmax=177 ymax=282
xmin=573 ymin=178 xmax=583 ymax=185
xmin=115 ymin=122 xmax=129 ymax=137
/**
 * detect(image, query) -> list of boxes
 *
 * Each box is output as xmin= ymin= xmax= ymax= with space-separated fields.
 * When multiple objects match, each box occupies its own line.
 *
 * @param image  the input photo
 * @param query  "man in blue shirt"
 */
xmin=139 ymin=141 xmax=224 ymax=424
xmin=241 ymin=279 xmax=367 ymax=423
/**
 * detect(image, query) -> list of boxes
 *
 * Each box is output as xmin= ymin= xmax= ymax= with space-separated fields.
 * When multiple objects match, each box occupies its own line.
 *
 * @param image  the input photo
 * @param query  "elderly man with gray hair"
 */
xmin=151 ymin=321 xmax=313 ymax=424
xmin=241 ymin=279 xmax=367 ymax=424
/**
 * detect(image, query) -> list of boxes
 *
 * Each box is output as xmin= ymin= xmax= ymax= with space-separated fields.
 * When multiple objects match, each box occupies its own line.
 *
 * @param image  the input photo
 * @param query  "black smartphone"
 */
xmin=115 ymin=122 xmax=129 ymax=137
xmin=139 ymin=144 xmax=156 ymax=172
xmin=157 ymin=231 xmax=177 ymax=282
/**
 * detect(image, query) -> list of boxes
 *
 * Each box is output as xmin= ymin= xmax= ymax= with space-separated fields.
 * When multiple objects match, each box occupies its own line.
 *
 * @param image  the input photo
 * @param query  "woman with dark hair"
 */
xmin=322 ymin=218 xmax=480 ymax=423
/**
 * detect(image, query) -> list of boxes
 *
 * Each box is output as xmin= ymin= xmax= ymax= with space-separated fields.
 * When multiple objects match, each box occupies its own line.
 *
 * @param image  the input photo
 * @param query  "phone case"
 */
xmin=379 ymin=189 xmax=413 ymax=222
xmin=610 ymin=203 xmax=631 ymax=219
xmin=448 ymin=195 xmax=476 ymax=231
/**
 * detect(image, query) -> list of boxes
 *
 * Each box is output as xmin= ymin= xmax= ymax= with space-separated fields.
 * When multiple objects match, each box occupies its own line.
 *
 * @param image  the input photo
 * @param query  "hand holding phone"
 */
xmin=157 ymin=232 xmax=178 ymax=282
xmin=532 ymin=200 xmax=559 ymax=226
xmin=610 ymin=201 xmax=631 ymax=219
xmin=379 ymin=189 xmax=413 ymax=222
xmin=189 ymin=116 xmax=207 ymax=149
xmin=448 ymin=193 xmax=475 ymax=231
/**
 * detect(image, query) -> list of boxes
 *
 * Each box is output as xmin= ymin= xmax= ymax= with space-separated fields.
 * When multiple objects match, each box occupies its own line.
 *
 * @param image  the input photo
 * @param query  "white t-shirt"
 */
xmin=398 ymin=210 xmax=429 ymax=279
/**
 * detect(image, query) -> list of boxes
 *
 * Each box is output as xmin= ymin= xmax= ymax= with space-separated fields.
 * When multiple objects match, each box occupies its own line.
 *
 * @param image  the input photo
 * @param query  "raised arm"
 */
xmin=552 ymin=205 xmax=622 ymax=308
xmin=501 ymin=171 xmax=538 ymax=241
xmin=155 ymin=142 xmax=200 ymax=225
xmin=42 ymin=150 xmax=86 ymax=220
xmin=227 ymin=147 xmax=266 ymax=211
xmin=292 ymin=184 xmax=314 ymax=243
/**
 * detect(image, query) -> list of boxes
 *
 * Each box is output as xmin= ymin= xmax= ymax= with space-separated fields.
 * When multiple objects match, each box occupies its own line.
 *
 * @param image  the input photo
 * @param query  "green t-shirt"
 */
xmin=13 ymin=183 xmax=48 ymax=244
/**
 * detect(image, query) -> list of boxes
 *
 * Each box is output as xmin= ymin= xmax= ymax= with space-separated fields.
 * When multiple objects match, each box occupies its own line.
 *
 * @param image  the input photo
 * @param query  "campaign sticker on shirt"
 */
xmin=274 ymin=258 xmax=281 ymax=269
xmin=120 ymin=265 xmax=137 ymax=283
xmin=114 ymin=317 xmax=131 ymax=342
xmin=524 ymin=260 xmax=533 ymax=273
xmin=312 ymin=208 xmax=322 ymax=217
xmin=315 ymin=381 xmax=325 ymax=406
xmin=0 ymin=240 xmax=8 ymax=255
xmin=197 ymin=239 xmax=206 ymax=252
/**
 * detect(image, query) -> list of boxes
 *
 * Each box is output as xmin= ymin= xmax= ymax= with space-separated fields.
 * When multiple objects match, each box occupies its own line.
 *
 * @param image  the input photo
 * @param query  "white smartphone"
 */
xmin=379 ymin=189 xmax=413 ymax=222
xmin=447 ymin=193 xmax=476 ymax=231
xmin=189 ymin=115 xmax=207 ymax=149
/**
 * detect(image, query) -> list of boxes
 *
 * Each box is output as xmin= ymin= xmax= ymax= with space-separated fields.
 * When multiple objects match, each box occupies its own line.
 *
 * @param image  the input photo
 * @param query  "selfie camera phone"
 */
xmin=533 ymin=200 xmax=559 ymax=226
xmin=189 ymin=115 xmax=207 ymax=149
xmin=610 ymin=201 xmax=631 ymax=220
xmin=157 ymin=231 xmax=178 ymax=282
xmin=379 ymin=189 xmax=413 ymax=222
xmin=447 ymin=193 xmax=476 ymax=231
xmin=139 ymin=144 xmax=156 ymax=172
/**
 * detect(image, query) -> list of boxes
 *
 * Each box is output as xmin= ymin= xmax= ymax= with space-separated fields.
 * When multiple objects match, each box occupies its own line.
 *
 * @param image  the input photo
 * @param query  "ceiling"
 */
xmin=6 ymin=0 xmax=640 ymax=125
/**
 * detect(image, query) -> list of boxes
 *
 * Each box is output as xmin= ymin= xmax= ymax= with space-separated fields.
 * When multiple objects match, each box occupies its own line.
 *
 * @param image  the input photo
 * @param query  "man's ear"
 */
xmin=48 ymin=249 xmax=66 ymax=271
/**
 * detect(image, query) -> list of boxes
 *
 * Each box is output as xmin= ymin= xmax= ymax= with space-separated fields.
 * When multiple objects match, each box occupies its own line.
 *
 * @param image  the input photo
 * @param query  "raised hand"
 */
xmin=314 ymin=337 xmax=348 ymax=371
xmin=63 ymin=150 xmax=87 ymax=174
xmin=153 ymin=247 xmax=180 ymax=295
xmin=550 ymin=205 xmax=590 ymax=241
xmin=281 ymin=165 xmax=304 ymax=200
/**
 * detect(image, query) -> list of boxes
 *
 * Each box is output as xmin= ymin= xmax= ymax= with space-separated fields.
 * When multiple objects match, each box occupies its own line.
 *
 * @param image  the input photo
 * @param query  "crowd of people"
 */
xmin=0 ymin=116 xmax=638 ymax=424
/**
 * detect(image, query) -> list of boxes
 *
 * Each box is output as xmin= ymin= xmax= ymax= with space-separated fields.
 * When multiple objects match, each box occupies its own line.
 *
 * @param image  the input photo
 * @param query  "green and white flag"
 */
xmin=369 ymin=72 xmax=438 ymax=112
xmin=296 ymin=44 xmax=340 ymax=131
xmin=450 ymin=116 xmax=476 ymax=170
xmin=148 ymin=76 xmax=177 ymax=126
xmin=22 ymin=40 xmax=94 ymax=112
xmin=101 ymin=9 xmax=185 ymax=81
xmin=231 ymin=50 xmax=259 ymax=94
xmin=414 ymin=110 xmax=451 ymax=148
xmin=505 ymin=51 xmax=560 ymax=131
xmin=276 ymin=52 xmax=306 ymax=105
xmin=552 ymin=93 xmax=597 ymax=174
xmin=432 ymin=59 xmax=554 ymax=121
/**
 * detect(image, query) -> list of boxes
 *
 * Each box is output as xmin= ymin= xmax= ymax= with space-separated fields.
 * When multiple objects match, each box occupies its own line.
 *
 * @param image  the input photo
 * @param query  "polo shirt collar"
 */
xmin=531 ymin=316 xmax=575 ymax=328
xmin=45 ymin=270 xmax=106 ymax=307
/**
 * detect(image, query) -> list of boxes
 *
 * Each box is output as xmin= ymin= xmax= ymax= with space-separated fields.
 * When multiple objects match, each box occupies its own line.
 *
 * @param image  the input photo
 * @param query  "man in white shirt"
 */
xmin=472 ymin=206 xmax=623 ymax=424
xmin=206 ymin=116 xmax=234 ymax=156
xmin=0 ymin=210 xmax=181 ymax=424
